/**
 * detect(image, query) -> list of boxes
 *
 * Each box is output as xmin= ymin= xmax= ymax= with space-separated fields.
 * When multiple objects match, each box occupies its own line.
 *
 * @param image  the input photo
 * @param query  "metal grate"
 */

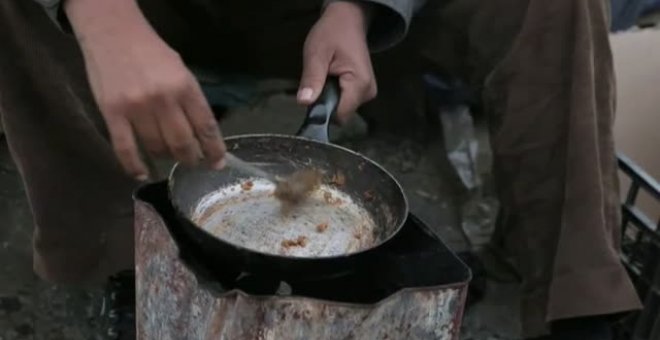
xmin=615 ymin=154 xmax=660 ymax=340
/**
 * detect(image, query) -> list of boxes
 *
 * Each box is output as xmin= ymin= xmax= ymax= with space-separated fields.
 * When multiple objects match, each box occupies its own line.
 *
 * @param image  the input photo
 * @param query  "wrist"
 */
xmin=323 ymin=1 xmax=372 ymax=32
xmin=65 ymin=0 xmax=152 ymax=43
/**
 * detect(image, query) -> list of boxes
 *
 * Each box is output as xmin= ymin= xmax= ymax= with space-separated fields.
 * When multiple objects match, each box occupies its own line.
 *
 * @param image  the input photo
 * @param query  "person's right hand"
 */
xmin=67 ymin=0 xmax=226 ymax=181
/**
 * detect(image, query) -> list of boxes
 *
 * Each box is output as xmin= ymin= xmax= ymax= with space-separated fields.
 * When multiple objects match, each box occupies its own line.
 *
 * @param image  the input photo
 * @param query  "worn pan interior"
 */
xmin=169 ymin=134 xmax=408 ymax=259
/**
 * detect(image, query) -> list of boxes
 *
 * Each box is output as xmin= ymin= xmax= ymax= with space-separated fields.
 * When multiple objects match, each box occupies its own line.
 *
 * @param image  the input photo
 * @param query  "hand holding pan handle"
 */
xmin=296 ymin=77 xmax=340 ymax=143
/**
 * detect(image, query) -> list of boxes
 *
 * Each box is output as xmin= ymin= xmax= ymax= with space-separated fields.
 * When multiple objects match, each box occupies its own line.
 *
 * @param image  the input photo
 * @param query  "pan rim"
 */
xmin=168 ymin=132 xmax=410 ymax=260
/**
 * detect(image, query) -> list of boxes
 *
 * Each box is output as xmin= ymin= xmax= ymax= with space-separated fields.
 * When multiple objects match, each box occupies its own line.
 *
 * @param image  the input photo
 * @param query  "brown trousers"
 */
xmin=0 ymin=0 xmax=641 ymax=337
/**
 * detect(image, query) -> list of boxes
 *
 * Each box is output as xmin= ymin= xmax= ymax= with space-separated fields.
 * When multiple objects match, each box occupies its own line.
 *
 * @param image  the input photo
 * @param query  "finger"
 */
xmin=133 ymin=112 xmax=167 ymax=157
xmin=336 ymin=73 xmax=369 ymax=124
xmin=181 ymin=82 xmax=227 ymax=170
xmin=298 ymin=45 xmax=331 ymax=105
xmin=157 ymin=99 xmax=201 ymax=167
xmin=105 ymin=115 xmax=149 ymax=181
xmin=336 ymin=71 xmax=377 ymax=123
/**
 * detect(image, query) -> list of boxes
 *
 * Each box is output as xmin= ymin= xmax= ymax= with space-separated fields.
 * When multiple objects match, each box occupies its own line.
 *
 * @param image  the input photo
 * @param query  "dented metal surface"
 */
xmin=135 ymin=200 xmax=467 ymax=340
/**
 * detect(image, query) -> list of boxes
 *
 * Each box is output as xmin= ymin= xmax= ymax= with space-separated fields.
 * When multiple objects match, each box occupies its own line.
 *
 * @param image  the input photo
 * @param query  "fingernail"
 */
xmin=136 ymin=174 xmax=149 ymax=182
xmin=298 ymin=87 xmax=314 ymax=102
xmin=212 ymin=158 xmax=226 ymax=170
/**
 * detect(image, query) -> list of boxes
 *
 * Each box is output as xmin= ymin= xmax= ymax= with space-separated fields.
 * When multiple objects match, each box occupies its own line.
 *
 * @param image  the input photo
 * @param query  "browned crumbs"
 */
xmin=316 ymin=222 xmax=329 ymax=233
xmin=241 ymin=180 xmax=254 ymax=191
xmin=274 ymin=169 xmax=322 ymax=205
xmin=281 ymin=236 xmax=308 ymax=248
xmin=363 ymin=190 xmax=375 ymax=202
xmin=330 ymin=172 xmax=346 ymax=187
xmin=323 ymin=191 xmax=344 ymax=205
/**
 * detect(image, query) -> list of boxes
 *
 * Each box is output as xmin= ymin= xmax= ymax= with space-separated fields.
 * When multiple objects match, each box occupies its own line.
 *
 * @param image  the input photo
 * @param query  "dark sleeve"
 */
xmin=32 ymin=0 xmax=72 ymax=32
xmin=323 ymin=0 xmax=427 ymax=52
xmin=36 ymin=0 xmax=426 ymax=49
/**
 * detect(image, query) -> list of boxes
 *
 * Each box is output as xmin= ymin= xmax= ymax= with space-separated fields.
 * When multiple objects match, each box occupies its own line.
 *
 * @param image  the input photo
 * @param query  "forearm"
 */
xmin=31 ymin=0 xmax=153 ymax=39
xmin=323 ymin=1 xmax=372 ymax=33
xmin=64 ymin=0 xmax=152 ymax=42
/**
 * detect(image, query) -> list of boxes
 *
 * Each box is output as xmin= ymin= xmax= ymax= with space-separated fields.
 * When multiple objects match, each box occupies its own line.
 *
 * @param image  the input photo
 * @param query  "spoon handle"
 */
xmin=224 ymin=152 xmax=279 ymax=184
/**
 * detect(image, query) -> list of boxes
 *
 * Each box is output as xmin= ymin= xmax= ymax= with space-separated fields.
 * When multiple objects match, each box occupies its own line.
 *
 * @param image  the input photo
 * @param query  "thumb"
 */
xmin=298 ymin=49 xmax=331 ymax=105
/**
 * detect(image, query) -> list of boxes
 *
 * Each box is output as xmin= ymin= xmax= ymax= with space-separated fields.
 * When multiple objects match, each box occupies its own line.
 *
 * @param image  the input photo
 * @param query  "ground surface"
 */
xmin=0 ymin=95 xmax=521 ymax=339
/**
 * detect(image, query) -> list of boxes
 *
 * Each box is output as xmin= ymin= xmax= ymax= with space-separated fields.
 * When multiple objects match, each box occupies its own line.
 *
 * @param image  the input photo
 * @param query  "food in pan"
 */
xmin=316 ymin=222 xmax=329 ymax=233
xmin=274 ymin=169 xmax=323 ymax=206
xmin=329 ymin=172 xmax=346 ymax=187
xmin=281 ymin=236 xmax=309 ymax=249
xmin=241 ymin=180 xmax=254 ymax=191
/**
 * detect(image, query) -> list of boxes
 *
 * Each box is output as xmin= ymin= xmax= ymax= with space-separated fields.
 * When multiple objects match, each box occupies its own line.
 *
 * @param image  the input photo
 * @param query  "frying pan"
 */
xmin=168 ymin=78 xmax=409 ymax=282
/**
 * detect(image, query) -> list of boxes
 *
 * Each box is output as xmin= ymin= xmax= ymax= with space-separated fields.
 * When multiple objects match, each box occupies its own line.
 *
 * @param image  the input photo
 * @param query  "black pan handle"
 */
xmin=296 ymin=77 xmax=340 ymax=143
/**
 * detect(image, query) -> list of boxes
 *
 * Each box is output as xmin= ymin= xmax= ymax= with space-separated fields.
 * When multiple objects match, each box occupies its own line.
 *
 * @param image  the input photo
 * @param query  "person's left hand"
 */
xmin=297 ymin=1 xmax=377 ymax=123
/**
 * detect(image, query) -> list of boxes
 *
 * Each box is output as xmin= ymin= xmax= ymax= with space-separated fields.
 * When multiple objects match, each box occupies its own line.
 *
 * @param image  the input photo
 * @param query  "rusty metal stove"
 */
xmin=134 ymin=181 xmax=471 ymax=340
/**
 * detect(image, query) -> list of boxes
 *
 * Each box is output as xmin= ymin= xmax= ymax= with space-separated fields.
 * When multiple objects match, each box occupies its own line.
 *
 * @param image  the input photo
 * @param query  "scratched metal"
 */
xmin=135 ymin=200 xmax=467 ymax=340
xmin=191 ymin=178 xmax=377 ymax=257
xmin=169 ymin=134 xmax=409 ymax=257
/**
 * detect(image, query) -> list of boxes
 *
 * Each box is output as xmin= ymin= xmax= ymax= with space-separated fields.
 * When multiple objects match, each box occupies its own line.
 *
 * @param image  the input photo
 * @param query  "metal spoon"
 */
xmin=224 ymin=152 xmax=321 ymax=204
xmin=224 ymin=152 xmax=279 ymax=184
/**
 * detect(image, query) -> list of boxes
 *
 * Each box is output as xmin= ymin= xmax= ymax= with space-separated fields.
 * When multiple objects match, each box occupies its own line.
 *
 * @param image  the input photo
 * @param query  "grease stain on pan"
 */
xmin=191 ymin=179 xmax=378 ymax=257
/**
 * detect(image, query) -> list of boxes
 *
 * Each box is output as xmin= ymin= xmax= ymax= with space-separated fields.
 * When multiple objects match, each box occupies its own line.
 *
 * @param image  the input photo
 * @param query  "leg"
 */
xmin=0 ymin=0 xmax=136 ymax=284
xmin=393 ymin=0 xmax=640 ymax=337
xmin=463 ymin=0 xmax=640 ymax=337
